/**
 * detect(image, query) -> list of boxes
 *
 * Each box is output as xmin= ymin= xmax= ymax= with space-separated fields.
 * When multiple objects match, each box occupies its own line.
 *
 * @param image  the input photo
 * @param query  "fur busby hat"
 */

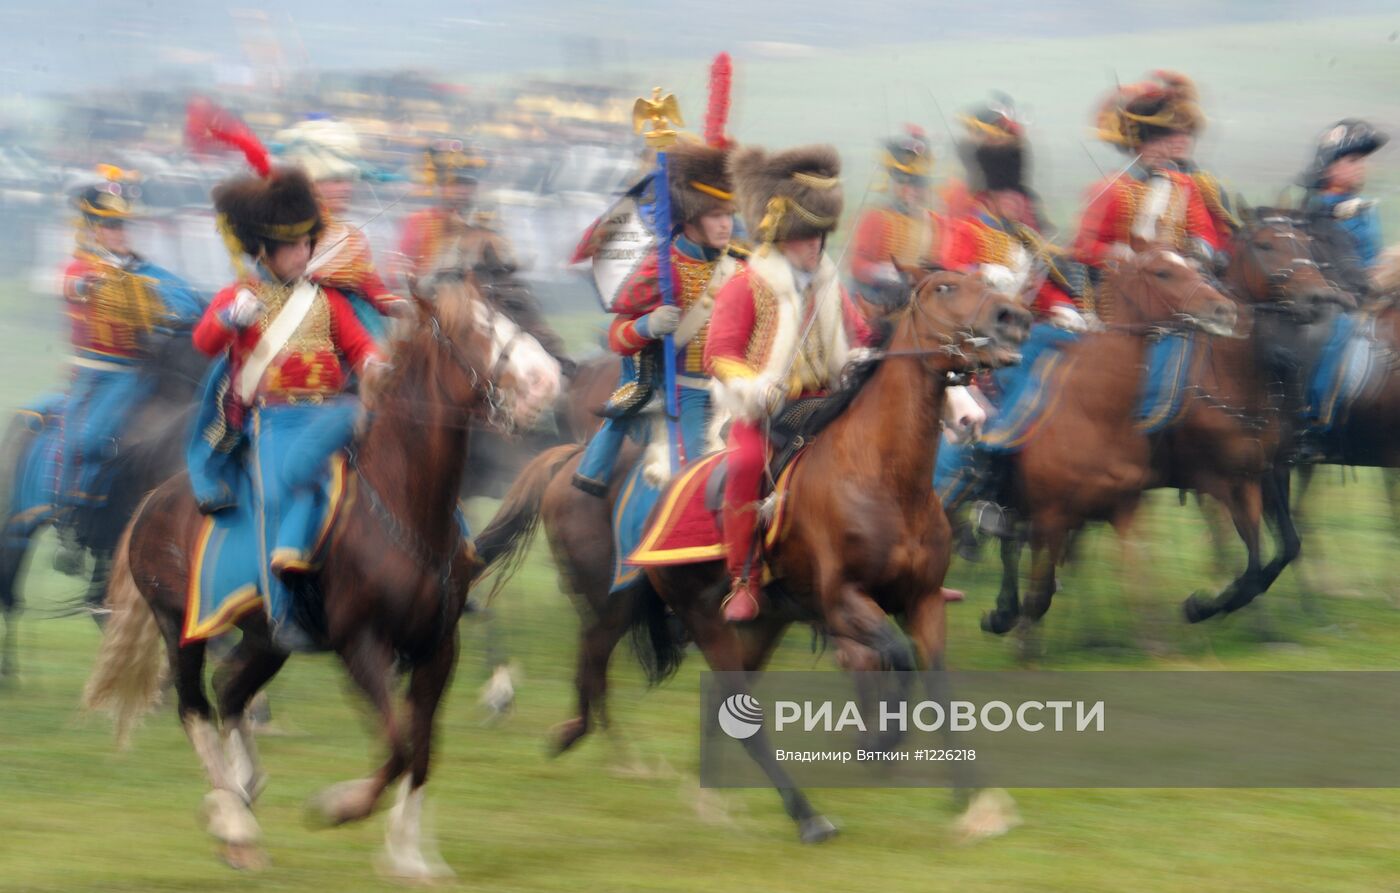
xmin=666 ymin=139 xmax=735 ymax=224
xmin=212 ymin=167 xmax=323 ymax=258
xmin=882 ymin=125 xmax=933 ymax=186
xmin=1096 ymin=70 xmax=1204 ymax=151
xmin=958 ymin=94 xmax=1027 ymax=193
xmin=730 ymin=144 xmax=843 ymax=243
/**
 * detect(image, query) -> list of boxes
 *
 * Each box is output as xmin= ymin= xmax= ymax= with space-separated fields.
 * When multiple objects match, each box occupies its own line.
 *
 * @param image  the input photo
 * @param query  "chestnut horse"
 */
xmin=82 ymin=271 xmax=560 ymax=879
xmin=978 ymin=247 xmax=1259 ymax=636
xmin=475 ymin=269 xmax=1031 ymax=843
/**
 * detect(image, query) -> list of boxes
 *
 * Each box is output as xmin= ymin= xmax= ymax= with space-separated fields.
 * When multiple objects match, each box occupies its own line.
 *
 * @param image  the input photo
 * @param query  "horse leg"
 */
xmin=162 ymin=631 xmax=266 ymax=870
xmin=675 ymin=592 xmax=836 ymax=845
xmin=310 ymin=629 xmax=408 ymax=826
xmin=379 ymin=629 xmax=457 ymax=881
xmin=981 ymin=533 xmax=1024 ymax=635
xmin=212 ymin=621 xmax=288 ymax=805
xmin=1259 ymin=466 xmax=1303 ymax=597
xmin=1183 ymin=480 xmax=1264 ymax=623
xmin=84 ymin=550 xmax=112 ymax=627
xmin=0 ymin=537 xmax=29 ymax=679
xmin=552 ymin=584 xmax=633 ymax=757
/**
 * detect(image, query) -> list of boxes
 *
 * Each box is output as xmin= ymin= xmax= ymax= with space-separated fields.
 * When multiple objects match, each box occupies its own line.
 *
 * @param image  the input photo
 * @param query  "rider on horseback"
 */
xmin=1074 ymin=69 xmax=1224 ymax=315
xmin=56 ymin=166 xmax=204 ymax=571
xmin=1150 ymin=72 xmax=1240 ymax=242
xmin=1300 ymin=118 xmax=1388 ymax=276
xmin=189 ymin=164 xmax=387 ymax=653
xmin=849 ymin=125 xmax=943 ymax=316
xmin=706 ymin=144 xmax=874 ymax=622
xmin=395 ymin=141 xmax=574 ymax=374
xmin=572 ymin=140 xmax=747 ymax=496
xmin=277 ymin=117 xmax=412 ymax=342
xmin=933 ymin=98 xmax=1088 ymax=535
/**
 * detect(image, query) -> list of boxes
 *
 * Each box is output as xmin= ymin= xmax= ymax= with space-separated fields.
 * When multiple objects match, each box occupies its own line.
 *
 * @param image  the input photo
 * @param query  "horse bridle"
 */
xmin=1237 ymin=215 xmax=1332 ymax=318
xmin=883 ymin=276 xmax=1011 ymax=385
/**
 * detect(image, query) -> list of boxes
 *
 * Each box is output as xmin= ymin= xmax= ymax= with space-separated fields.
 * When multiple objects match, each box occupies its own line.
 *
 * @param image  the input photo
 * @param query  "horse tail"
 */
xmin=628 ymin=577 xmax=686 ymax=685
xmin=473 ymin=443 xmax=582 ymax=595
xmin=82 ymin=503 xmax=166 ymax=749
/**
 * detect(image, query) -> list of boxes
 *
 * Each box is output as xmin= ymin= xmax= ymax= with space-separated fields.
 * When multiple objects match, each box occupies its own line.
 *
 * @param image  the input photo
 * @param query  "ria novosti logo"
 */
xmin=717 ymin=693 xmax=764 ymax=739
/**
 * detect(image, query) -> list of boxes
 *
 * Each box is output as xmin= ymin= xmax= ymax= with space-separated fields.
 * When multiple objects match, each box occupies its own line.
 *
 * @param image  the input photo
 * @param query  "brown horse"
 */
xmin=475 ymin=269 xmax=1031 ymax=843
xmin=82 ymin=270 xmax=558 ymax=878
xmin=978 ymin=247 xmax=1239 ymax=636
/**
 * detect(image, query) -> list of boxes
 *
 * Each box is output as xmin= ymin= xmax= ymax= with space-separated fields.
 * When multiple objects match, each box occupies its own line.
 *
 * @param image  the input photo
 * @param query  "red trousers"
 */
xmin=721 ymin=419 xmax=767 ymax=579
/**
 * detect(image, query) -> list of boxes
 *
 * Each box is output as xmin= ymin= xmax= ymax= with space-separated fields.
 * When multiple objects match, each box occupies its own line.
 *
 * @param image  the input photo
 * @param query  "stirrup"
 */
xmin=972 ymin=500 xmax=1016 ymax=539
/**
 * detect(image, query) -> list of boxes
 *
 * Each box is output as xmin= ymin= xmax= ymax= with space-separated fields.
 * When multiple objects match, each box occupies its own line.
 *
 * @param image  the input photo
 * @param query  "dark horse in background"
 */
xmin=0 ymin=328 xmax=208 ymax=675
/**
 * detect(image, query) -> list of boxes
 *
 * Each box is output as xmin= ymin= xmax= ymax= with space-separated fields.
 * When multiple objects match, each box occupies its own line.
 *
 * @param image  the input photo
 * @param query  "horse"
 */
xmin=475 ymin=268 xmax=1032 ymax=843
xmin=974 ymin=247 xmax=1271 ymax=638
xmin=0 ymin=326 xmax=209 ymax=676
xmin=82 ymin=269 xmax=560 ymax=879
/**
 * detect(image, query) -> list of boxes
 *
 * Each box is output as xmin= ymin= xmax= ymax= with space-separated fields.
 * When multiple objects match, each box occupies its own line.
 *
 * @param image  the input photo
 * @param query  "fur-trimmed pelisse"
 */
xmin=666 ymin=140 xmax=734 ymax=224
xmin=730 ymin=144 xmax=843 ymax=242
xmin=212 ymin=167 xmax=324 ymax=258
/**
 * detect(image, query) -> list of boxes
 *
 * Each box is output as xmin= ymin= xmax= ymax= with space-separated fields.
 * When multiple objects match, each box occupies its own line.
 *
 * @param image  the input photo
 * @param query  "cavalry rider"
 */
xmin=395 ymin=140 xmax=574 ymax=374
xmin=190 ymin=165 xmax=386 ymax=652
xmin=572 ymin=139 xmax=746 ymax=496
xmin=933 ymin=99 xmax=1089 ymax=536
xmin=1073 ymin=70 xmax=1223 ymax=313
xmin=1300 ymin=118 xmax=1388 ymax=276
xmin=706 ymin=144 xmax=874 ymax=622
xmin=277 ymin=117 xmax=411 ymax=341
xmin=56 ymin=166 xmax=203 ymax=569
xmin=1151 ymin=72 xmax=1239 ymax=242
xmin=849 ymin=126 xmax=943 ymax=316
xmin=941 ymin=96 xmax=1088 ymax=327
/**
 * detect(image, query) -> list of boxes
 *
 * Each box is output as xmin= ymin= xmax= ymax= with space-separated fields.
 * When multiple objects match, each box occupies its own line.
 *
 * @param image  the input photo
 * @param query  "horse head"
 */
xmin=896 ymin=266 xmax=1032 ymax=370
xmin=403 ymin=268 xmax=562 ymax=432
xmin=1104 ymin=247 xmax=1238 ymax=336
xmin=1229 ymin=206 xmax=1352 ymax=321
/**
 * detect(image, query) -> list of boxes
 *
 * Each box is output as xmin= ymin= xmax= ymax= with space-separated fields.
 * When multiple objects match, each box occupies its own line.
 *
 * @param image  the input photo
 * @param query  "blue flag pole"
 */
xmin=651 ymin=150 xmax=682 ymax=474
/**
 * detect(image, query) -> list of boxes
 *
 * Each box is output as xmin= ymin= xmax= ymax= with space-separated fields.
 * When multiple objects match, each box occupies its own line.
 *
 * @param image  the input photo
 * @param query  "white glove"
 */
xmin=1107 ymin=242 xmax=1136 ymax=263
xmin=868 ymin=261 xmax=901 ymax=285
xmin=758 ymin=374 xmax=787 ymax=415
xmin=1334 ymin=198 xmax=1376 ymax=220
xmin=1049 ymin=304 xmax=1088 ymax=333
xmin=980 ymin=264 xmax=1019 ymax=296
xmin=639 ymin=304 xmax=682 ymax=338
xmin=225 ymin=289 xmax=264 ymax=329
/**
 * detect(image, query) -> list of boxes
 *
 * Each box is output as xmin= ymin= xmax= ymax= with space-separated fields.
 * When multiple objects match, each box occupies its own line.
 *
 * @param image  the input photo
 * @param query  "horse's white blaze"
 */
xmin=472 ymin=302 xmax=562 ymax=428
xmin=1161 ymin=250 xmax=1189 ymax=268
xmin=942 ymin=385 xmax=987 ymax=445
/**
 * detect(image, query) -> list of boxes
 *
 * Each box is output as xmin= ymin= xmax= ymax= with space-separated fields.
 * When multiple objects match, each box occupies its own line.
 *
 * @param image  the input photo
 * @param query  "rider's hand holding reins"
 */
xmin=224 ymin=289 xmax=265 ymax=330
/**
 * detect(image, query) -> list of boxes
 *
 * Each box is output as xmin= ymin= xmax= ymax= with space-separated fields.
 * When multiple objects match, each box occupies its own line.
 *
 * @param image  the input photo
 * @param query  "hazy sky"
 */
xmin=7 ymin=0 xmax=1399 ymax=95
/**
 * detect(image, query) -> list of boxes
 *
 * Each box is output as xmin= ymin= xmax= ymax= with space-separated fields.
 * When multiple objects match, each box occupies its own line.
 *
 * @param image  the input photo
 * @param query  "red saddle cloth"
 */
xmin=628 ymin=451 xmax=803 ymax=569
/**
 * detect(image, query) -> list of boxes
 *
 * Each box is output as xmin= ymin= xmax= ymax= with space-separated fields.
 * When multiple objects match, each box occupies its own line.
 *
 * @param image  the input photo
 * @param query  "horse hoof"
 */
xmin=980 ymin=610 xmax=1015 ymax=636
xmin=548 ymin=718 xmax=587 ymax=756
xmin=798 ymin=815 xmax=839 ymax=845
xmin=1182 ymin=592 xmax=1215 ymax=624
xmin=219 ymin=842 xmax=269 ymax=872
xmin=306 ymin=778 xmax=379 ymax=828
xmin=953 ymin=789 xmax=1021 ymax=844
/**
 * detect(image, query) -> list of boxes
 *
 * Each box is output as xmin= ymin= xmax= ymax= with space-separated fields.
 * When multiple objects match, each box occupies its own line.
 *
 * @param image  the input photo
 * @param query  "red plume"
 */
xmin=184 ymin=96 xmax=271 ymax=178
xmin=704 ymin=52 xmax=733 ymax=148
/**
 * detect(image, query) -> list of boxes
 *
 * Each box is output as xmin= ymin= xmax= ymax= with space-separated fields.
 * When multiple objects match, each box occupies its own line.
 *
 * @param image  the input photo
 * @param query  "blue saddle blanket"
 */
xmin=1306 ymin=312 xmax=1385 ymax=430
xmin=981 ymin=329 xmax=1196 ymax=455
xmin=610 ymin=460 xmax=663 ymax=593
xmin=3 ymin=395 xmax=68 ymax=547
